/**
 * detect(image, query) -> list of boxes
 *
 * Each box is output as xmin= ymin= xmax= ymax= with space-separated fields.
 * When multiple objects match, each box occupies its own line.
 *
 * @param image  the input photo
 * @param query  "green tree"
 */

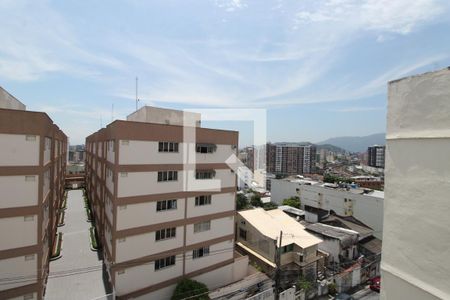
xmin=263 ymin=202 xmax=278 ymax=210
xmin=172 ymin=278 xmax=209 ymax=300
xmin=250 ymin=194 xmax=263 ymax=207
xmin=236 ymin=193 xmax=249 ymax=211
xmin=282 ymin=196 xmax=301 ymax=209
xmin=297 ymin=277 xmax=313 ymax=292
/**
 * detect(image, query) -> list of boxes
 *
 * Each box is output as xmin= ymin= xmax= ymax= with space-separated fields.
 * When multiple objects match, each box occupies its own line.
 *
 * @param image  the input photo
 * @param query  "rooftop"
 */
xmin=305 ymin=223 xmax=359 ymax=248
xmin=238 ymin=208 xmax=322 ymax=248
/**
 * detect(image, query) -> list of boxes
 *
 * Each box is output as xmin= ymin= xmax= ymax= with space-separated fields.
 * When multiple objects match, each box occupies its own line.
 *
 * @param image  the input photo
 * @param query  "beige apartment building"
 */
xmin=85 ymin=106 xmax=247 ymax=300
xmin=381 ymin=68 xmax=450 ymax=299
xmin=0 ymin=89 xmax=67 ymax=300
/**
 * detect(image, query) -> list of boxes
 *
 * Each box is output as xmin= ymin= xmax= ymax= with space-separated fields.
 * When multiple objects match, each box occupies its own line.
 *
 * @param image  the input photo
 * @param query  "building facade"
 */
xmin=266 ymin=143 xmax=316 ymax=175
xmin=381 ymin=68 xmax=450 ymax=300
xmin=0 ymin=105 xmax=67 ymax=300
xmin=85 ymin=106 xmax=247 ymax=299
xmin=367 ymin=145 xmax=385 ymax=168
xmin=236 ymin=208 xmax=323 ymax=287
xmin=271 ymin=178 xmax=384 ymax=239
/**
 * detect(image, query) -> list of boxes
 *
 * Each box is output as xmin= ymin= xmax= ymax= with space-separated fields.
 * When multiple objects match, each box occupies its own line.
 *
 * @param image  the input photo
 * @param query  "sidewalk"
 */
xmin=45 ymin=190 xmax=112 ymax=300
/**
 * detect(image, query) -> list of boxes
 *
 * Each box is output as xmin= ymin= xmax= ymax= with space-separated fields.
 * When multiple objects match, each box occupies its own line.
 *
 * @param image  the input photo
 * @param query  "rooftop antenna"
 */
xmin=135 ymin=76 xmax=139 ymax=111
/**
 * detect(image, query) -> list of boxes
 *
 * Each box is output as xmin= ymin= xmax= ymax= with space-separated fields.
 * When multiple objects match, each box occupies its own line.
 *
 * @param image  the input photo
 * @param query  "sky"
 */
xmin=1 ymin=0 xmax=450 ymax=146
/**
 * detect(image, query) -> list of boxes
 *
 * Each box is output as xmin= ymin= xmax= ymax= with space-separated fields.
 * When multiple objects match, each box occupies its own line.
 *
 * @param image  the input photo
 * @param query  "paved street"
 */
xmin=352 ymin=286 xmax=380 ymax=300
xmin=45 ymin=190 xmax=112 ymax=300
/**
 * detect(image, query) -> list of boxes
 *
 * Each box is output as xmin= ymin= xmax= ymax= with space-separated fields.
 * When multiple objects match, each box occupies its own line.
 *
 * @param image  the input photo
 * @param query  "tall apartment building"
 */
xmin=367 ymin=145 xmax=385 ymax=168
xmin=266 ymin=143 xmax=316 ymax=175
xmin=85 ymin=106 xmax=247 ymax=300
xmin=0 ymin=90 xmax=67 ymax=300
xmin=381 ymin=68 xmax=450 ymax=300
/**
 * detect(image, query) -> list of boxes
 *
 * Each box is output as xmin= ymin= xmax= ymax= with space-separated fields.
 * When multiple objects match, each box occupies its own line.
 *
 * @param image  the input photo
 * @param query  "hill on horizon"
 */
xmin=318 ymin=133 xmax=386 ymax=153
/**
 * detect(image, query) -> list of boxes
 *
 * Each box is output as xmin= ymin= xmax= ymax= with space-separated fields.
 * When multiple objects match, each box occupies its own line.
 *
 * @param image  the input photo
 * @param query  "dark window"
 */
xmin=195 ymin=170 xmax=215 ymax=179
xmin=158 ymin=171 xmax=178 ymax=182
xmin=239 ymin=228 xmax=247 ymax=240
xmin=195 ymin=195 xmax=212 ymax=206
xmin=155 ymin=227 xmax=176 ymax=241
xmin=193 ymin=246 xmax=210 ymax=259
xmin=196 ymin=144 xmax=216 ymax=153
xmin=154 ymin=255 xmax=176 ymax=270
xmin=156 ymin=199 xmax=177 ymax=212
xmin=158 ymin=142 xmax=179 ymax=153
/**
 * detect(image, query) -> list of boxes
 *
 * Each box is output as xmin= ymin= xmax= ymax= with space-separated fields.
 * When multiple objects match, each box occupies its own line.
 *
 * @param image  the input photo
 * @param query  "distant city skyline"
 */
xmin=1 ymin=1 xmax=450 ymax=145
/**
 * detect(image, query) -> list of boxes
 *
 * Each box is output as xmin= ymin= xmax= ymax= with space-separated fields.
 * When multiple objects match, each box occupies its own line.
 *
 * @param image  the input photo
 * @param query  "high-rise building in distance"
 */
xmin=266 ymin=143 xmax=316 ymax=175
xmin=367 ymin=145 xmax=385 ymax=168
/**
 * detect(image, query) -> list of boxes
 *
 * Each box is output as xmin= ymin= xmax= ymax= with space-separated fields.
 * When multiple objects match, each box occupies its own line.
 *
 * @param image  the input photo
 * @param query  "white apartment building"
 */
xmin=381 ymin=68 xmax=450 ymax=300
xmin=0 ymin=92 xmax=67 ymax=300
xmin=271 ymin=178 xmax=384 ymax=239
xmin=85 ymin=106 xmax=247 ymax=300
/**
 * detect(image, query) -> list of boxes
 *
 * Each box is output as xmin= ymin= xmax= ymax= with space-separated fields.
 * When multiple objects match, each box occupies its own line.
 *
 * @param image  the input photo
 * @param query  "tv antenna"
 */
xmin=135 ymin=76 xmax=139 ymax=111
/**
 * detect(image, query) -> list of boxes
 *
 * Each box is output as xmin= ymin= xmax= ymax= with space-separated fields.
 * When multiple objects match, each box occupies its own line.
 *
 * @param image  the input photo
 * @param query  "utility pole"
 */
xmin=275 ymin=231 xmax=282 ymax=300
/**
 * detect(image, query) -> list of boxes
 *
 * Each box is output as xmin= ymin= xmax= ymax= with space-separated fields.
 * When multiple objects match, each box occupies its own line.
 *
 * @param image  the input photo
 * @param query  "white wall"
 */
xmin=186 ymin=216 xmax=234 ymax=245
xmin=185 ymin=240 xmax=234 ymax=273
xmin=116 ymin=226 xmax=184 ymax=263
xmin=118 ymin=171 xmax=183 ymax=198
xmin=271 ymin=179 xmax=384 ymax=239
xmin=381 ymin=68 xmax=450 ymax=300
xmin=0 ymin=215 xmax=37 ymax=250
xmin=192 ymin=262 xmax=234 ymax=291
xmin=115 ymin=254 xmax=183 ymax=296
xmin=133 ymin=284 xmax=176 ymax=300
xmin=195 ymin=144 xmax=237 ymax=164
xmin=0 ymin=175 xmax=39 ymax=208
xmin=119 ymin=140 xmax=183 ymax=165
xmin=106 ymin=140 xmax=115 ymax=163
xmin=0 ymin=254 xmax=37 ymax=291
xmin=0 ymin=134 xmax=39 ymax=166
xmin=186 ymin=192 xmax=234 ymax=218
xmin=116 ymin=199 xmax=185 ymax=230
xmin=44 ymin=137 xmax=51 ymax=166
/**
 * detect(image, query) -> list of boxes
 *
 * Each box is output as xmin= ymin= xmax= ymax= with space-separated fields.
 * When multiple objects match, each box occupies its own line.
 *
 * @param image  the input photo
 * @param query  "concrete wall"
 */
xmin=116 ymin=199 xmax=185 ymax=230
xmin=0 ymin=215 xmax=37 ymax=250
xmin=186 ymin=192 xmax=234 ymax=218
xmin=0 ymin=254 xmax=37 ymax=291
xmin=0 ymin=134 xmax=39 ymax=166
xmin=0 ymin=87 xmax=26 ymax=110
xmin=116 ymin=226 xmax=184 ymax=263
xmin=0 ymin=175 xmax=39 ymax=208
xmin=186 ymin=216 xmax=234 ymax=245
xmin=381 ymin=68 xmax=450 ymax=300
xmin=127 ymin=106 xmax=201 ymax=127
xmin=115 ymin=254 xmax=184 ymax=296
xmin=185 ymin=240 xmax=234 ymax=273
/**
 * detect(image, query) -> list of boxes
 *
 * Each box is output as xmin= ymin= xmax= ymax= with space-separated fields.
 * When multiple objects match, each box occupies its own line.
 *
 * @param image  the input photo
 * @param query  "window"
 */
xmin=156 ymin=199 xmax=177 ymax=212
xmin=195 ymin=170 xmax=215 ymax=179
xmin=194 ymin=220 xmax=211 ymax=233
xmin=193 ymin=246 xmax=210 ymax=259
xmin=155 ymin=255 xmax=176 ymax=270
xmin=196 ymin=143 xmax=216 ymax=153
xmin=158 ymin=171 xmax=178 ymax=182
xmin=195 ymin=195 xmax=211 ymax=206
xmin=280 ymin=244 xmax=294 ymax=254
xmin=239 ymin=228 xmax=247 ymax=240
xmin=156 ymin=227 xmax=176 ymax=241
xmin=158 ymin=142 xmax=179 ymax=153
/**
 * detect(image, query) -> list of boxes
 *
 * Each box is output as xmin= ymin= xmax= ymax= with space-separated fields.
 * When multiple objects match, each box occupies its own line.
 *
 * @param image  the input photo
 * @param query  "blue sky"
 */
xmin=1 ymin=0 xmax=450 ymax=146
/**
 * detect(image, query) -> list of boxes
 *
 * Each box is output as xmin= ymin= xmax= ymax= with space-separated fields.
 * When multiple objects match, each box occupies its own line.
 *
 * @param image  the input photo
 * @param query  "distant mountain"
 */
xmin=316 ymin=144 xmax=347 ymax=154
xmin=318 ymin=133 xmax=386 ymax=153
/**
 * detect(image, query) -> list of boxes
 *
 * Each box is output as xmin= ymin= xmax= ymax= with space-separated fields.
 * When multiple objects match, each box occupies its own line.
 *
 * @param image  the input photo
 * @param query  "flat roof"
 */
xmin=238 ymin=208 xmax=322 ymax=248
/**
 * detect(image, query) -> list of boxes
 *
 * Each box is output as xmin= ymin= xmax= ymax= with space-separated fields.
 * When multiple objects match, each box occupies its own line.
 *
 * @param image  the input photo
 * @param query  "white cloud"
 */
xmin=331 ymin=106 xmax=384 ymax=113
xmin=294 ymin=0 xmax=446 ymax=35
xmin=0 ymin=1 xmax=124 ymax=81
xmin=214 ymin=0 xmax=247 ymax=12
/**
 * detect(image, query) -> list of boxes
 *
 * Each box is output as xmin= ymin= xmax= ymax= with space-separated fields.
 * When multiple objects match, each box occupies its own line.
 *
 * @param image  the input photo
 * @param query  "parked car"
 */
xmin=370 ymin=276 xmax=381 ymax=293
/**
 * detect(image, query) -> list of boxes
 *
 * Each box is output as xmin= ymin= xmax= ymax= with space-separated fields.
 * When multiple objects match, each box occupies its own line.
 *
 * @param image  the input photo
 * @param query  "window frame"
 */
xmin=195 ymin=195 xmax=212 ymax=206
